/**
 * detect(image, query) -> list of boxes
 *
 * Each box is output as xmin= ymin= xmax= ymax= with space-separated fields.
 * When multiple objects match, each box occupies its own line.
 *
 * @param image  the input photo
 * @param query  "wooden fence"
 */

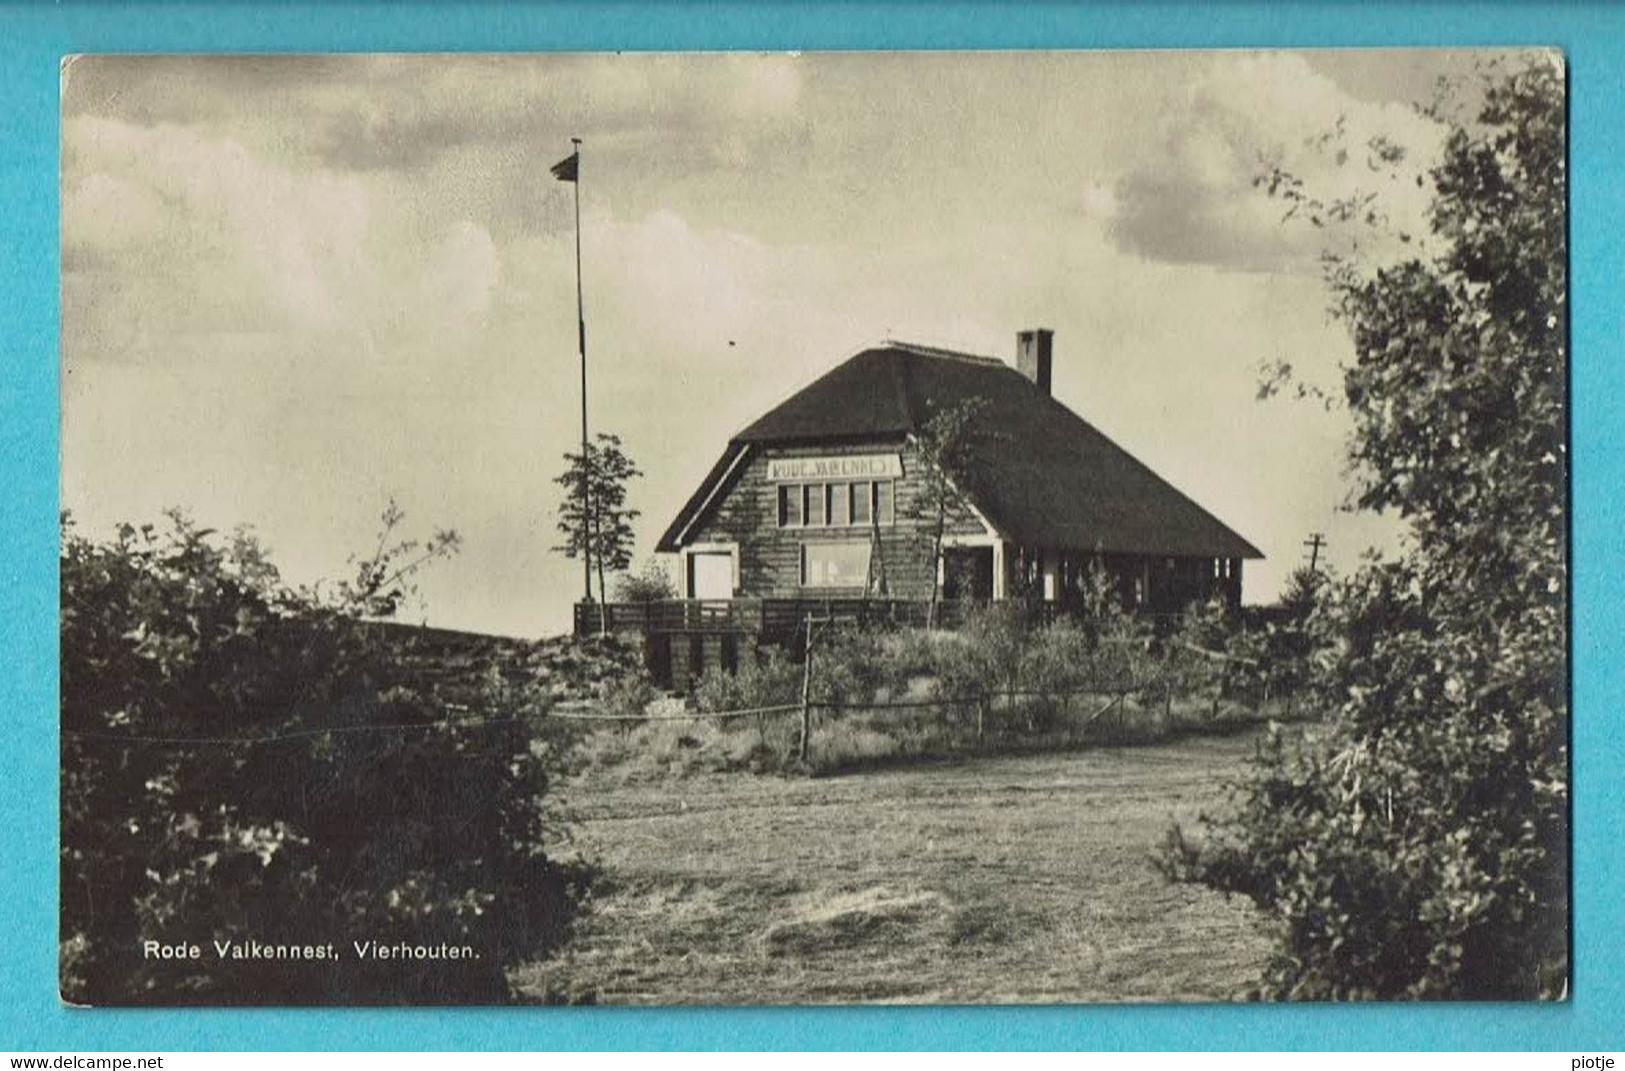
xmin=573 ymin=597 xmax=1226 ymax=641
xmin=573 ymin=597 xmax=1030 ymax=639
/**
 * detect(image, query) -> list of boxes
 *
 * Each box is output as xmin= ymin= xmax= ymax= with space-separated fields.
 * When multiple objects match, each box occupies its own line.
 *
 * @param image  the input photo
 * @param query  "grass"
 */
xmin=567 ymin=687 xmax=1301 ymax=779
xmin=511 ymin=728 xmax=1279 ymax=1004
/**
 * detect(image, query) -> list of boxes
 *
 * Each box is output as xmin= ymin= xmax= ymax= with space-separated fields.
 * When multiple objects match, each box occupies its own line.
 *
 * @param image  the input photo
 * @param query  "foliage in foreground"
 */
xmin=1161 ymin=56 xmax=1567 ymax=1000
xmin=60 ymin=508 xmax=582 ymax=1004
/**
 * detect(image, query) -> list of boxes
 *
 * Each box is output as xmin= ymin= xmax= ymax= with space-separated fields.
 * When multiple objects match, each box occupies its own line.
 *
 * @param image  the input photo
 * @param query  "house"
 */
xmin=654 ymin=330 xmax=1261 ymax=616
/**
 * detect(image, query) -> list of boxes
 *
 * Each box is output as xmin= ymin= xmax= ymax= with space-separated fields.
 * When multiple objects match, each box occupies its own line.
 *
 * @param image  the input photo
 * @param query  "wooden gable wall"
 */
xmin=677 ymin=439 xmax=990 ymax=600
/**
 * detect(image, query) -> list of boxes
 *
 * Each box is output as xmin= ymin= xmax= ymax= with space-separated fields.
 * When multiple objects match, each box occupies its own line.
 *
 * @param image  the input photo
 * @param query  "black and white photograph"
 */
xmin=59 ymin=48 xmax=1567 ymax=1006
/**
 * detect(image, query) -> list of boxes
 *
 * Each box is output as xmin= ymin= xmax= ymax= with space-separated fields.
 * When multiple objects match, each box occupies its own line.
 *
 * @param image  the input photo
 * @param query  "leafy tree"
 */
xmin=1240 ymin=563 xmax=1333 ymax=710
xmin=613 ymin=558 xmax=677 ymax=603
xmin=904 ymin=397 xmax=990 ymax=627
xmin=1277 ymin=563 xmax=1329 ymax=623
xmin=1162 ymin=55 xmax=1567 ymax=999
xmin=554 ymin=432 xmax=643 ymax=626
xmin=60 ymin=506 xmax=581 ymax=1004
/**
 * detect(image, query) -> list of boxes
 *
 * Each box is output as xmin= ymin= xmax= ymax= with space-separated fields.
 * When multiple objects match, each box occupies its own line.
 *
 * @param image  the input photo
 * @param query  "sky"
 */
xmin=60 ymin=49 xmax=1501 ymax=637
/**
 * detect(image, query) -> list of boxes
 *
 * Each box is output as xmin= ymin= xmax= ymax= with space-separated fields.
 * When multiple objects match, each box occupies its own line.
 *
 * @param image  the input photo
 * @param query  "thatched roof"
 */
xmin=659 ymin=342 xmax=1261 ymax=560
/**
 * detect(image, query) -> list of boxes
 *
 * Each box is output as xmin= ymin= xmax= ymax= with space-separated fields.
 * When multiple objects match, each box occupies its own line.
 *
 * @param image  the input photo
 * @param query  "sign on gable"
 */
xmin=766 ymin=453 xmax=903 ymax=483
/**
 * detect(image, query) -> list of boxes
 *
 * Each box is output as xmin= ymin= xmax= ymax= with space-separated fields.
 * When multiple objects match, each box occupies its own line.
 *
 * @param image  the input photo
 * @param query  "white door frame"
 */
xmin=683 ymin=542 xmax=740 ymax=599
xmin=938 ymin=533 xmax=1006 ymax=600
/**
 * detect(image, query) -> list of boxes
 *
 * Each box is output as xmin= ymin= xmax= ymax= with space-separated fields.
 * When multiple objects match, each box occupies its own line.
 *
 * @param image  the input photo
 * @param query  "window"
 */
xmin=829 ymin=482 xmax=850 ymax=526
xmin=802 ymin=542 xmax=871 ymax=588
xmin=806 ymin=483 xmax=826 ymax=526
xmin=850 ymin=481 xmax=872 ymax=525
xmin=778 ymin=479 xmax=896 ymax=528
xmin=875 ymin=480 xmax=895 ymax=525
xmin=779 ymin=484 xmax=802 ymax=527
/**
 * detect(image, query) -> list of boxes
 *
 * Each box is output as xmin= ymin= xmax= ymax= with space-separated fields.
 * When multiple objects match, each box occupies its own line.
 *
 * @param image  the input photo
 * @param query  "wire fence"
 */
xmin=553 ymin=613 xmax=1306 ymax=765
xmin=63 ymin=615 xmax=1305 ymax=764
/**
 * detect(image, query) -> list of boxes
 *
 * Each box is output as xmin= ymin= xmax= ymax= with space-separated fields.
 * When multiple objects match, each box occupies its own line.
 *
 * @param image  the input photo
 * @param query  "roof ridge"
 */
xmin=883 ymin=339 xmax=1008 ymax=368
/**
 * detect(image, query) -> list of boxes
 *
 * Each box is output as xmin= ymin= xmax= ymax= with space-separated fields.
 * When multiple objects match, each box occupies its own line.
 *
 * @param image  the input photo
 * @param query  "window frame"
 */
xmin=805 ymin=483 xmax=827 ymax=527
xmin=829 ymin=481 xmax=850 ymax=526
xmin=800 ymin=540 xmax=873 ymax=589
xmin=850 ymin=480 xmax=873 ymax=525
xmin=875 ymin=480 xmax=895 ymax=525
xmin=779 ymin=483 xmax=803 ymax=527
xmin=776 ymin=476 xmax=896 ymax=529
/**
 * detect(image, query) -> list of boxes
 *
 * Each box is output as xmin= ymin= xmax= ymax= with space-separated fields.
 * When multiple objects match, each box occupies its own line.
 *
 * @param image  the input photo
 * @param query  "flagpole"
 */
xmin=571 ymin=136 xmax=591 ymax=605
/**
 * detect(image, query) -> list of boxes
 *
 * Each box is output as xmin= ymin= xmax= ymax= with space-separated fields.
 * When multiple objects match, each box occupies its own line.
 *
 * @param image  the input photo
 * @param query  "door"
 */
xmin=942 ymin=545 xmax=994 ymax=600
xmin=688 ymin=551 xmax=734 ymax=600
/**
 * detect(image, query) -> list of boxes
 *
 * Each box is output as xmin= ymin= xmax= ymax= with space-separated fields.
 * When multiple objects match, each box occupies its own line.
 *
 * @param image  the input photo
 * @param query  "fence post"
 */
xmin=1164 ymin=652 xmax=1174 ymax=725
xmin=799 ymin=613 xmax=814 ymax=763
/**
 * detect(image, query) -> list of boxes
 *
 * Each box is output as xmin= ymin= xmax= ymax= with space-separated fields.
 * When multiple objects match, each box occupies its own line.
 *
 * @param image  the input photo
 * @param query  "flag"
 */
xmin=550 ymin=151 xmax=579 ymax=183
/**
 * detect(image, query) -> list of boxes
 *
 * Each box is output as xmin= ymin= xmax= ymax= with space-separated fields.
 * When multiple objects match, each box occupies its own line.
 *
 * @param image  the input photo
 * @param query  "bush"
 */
xmin=876 ymin=626 xmax=953 ymax=680
xmin=1161 ymin=58 xmax=1567 ymax=1000
xmin=809 ymin=626 xmax=912 ymax=715
xmin=613 ymin=559 xmax=676 ymax=603
xmin=60 ymin=510 xmax=581 ymax=1004
xmin=599 ymin=669 xmax=661 ymax=723
xmin=1238 ymin=566 xmax=1331 ymax=706
xmin=690 ymin=644 xmax=801 ymax=716
xmin=927 ymin=601 xmax=1028 ymax=725
xmin=1018 ymin=616 xmax=1092 ymax=693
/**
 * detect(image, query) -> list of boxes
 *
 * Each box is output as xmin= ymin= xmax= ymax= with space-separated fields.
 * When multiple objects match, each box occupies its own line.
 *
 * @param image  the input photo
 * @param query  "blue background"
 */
xmin=3 ymin=0 xmax=1619 ymax=1052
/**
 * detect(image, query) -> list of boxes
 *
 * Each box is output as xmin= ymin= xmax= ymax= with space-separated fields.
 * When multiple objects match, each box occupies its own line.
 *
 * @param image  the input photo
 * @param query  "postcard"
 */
xmin=59 ymin=49 xmax=1567 ymax=1005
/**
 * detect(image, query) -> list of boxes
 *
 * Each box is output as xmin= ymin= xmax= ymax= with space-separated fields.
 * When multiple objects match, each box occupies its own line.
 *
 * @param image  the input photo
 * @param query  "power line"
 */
xmin=61 ymin=712 xmax=536 ymax=747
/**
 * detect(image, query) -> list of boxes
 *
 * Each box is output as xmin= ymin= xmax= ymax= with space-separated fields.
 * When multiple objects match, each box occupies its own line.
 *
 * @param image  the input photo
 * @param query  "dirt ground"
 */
xmin=512 ymin=730 xmax=1275 ymax=1004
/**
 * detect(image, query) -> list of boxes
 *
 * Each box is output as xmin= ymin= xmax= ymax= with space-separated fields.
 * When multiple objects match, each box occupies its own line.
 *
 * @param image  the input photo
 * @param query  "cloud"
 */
xmin=1097 ymin=53 xmax=1447 ymax=273
xmin=59 ymin=51 xmax=1476 ymax=635
xmin=63 ymin=116 xmax=376 ymax=336
xmin=60 ymin=54 xmax=361 ymax=124
xmin=420 ymin=220 xmax=501 ymax=322
xmin=61 ymin=115 xmax=519 ymax=365
xmin=64 ymin=53 xmax=807 ymax=180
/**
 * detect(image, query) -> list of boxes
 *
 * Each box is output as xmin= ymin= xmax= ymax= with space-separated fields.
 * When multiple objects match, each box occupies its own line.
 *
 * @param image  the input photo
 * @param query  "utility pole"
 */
xmin=799 ymin=614 xmax=816 ymax=764
xmin=1304 ymin=532 xmax=1327 ymax=573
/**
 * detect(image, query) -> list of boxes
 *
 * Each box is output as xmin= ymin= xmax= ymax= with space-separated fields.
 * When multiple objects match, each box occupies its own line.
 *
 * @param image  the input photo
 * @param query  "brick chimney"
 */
xmin=1016 ymin=329 xmax=1053 ymax=395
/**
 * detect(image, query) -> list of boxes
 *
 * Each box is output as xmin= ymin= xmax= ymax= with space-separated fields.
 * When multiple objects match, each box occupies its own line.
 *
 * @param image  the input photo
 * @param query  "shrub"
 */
xmin=60 ymin=509 xmax=580 ymax=1004
xmin=877 ymin=626 xmax=952 ymax=680
xmin=690 ymin=644 xmax=800 ymax=716
xmin=1019 ymin=617 xmax=1093 ymax=694
xmin=931 ymin=601 xmax=1029 ymax=724
xmin=809 ymin=626 xmax=909 ymax=715
xmin=613 ymin=559 xmax=676 ymax=603
xmin=1161 ymin=58 xmax=1567 ymax=1000
xmin=599 ymin=669 xmax=661 ymax=723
